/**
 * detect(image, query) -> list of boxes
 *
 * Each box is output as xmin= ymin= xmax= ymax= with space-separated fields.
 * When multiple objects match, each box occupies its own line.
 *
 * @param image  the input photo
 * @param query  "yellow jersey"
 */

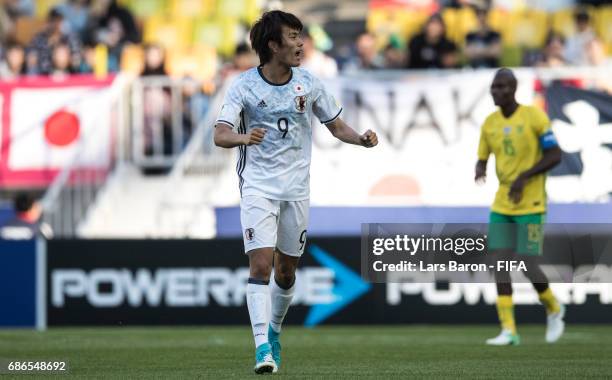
xmin=477 ymin=105 xmax=557 ymax=215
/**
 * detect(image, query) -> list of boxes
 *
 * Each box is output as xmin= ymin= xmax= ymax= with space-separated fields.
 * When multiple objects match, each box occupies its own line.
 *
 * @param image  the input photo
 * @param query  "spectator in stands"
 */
xmin=343 ymin=32 xmax=385 ymax=72
xmin=0 ymin=192 xmax=52 ymax=240
xmin=382 ymin=38 xmax=406 ymax=69
xmin=0 ymin=3 xmax=15 ymax=44
xmin=181 ymin=77 xmax=208 ymax=146
xmin=79 ymin=42 xmax=95 ymax=73
xmin=407 ymin=13 xmax=458 ymax=69
xmin=533 ymin=32 xmax=567 ymax=68
xmin=97 ymin=17 xmax=126 ymax=72
xmin=301 ymin=30 xmax=338 ymax=78
xmin=141 ymin=43 xmax=167 ymax=76
xmin=140 ymin=44 xmax=173 ymax=161
xmin=56 ymin=0 xmax=91 ymax=38
xmin=24 ymin=47 xmax=38 ymax=75
xmin=90 ymin=0 xmax=140 ymax=45
xmin=464 ymin=6 xmax=501 ymax=68
xmin=29 ymin=8 xmax=81 ymax=74
xmin=3 ymin=0 xmax=34 ymax=19
xmin=585 ymin=39 xmax=612 ymax=93
xmin=563 ymin=8 xmax=597 ymax=65
xmin=50 ymin=42 xmax=77 ymax=78
xmin=586 ymin=38 xmax=612 ymax=67
xmin=0 ymin=41 xmax=25 ymax=79
xmin=220 ymin=43 xmax=257 ymax=80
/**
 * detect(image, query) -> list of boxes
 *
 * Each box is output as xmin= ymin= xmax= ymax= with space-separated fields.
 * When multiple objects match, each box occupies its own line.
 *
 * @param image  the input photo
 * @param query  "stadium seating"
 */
xmin=34 ymin=0 xmax=64 ymax=19
xmin=364 ymin=3 xmax=612 ymax=67
xmin=143 ymin=15 xmax=193 ymax=50
xmin=193 ymin=18 xmax=244 ymax=58
xmin=166 ymin=44 xmax=218 ymax=81
xmin=169 ymin=0 xmax=215 ymax=19
xmin=119 ymin=0 xmax=168 ymax=18
xmin=120 ymin=44 xmax=145 ymax=75
xmin=492 ymin=8 xmax=548 ymax=49
xmin=441 ymin=7 xmax=478 ymax=47
xmin=366 ymin=8 xmax=429 ymax=48
xmin=551 ymin=7 xmax=577 ymax=37
xmin=594 ymin=6 xmax=612 ymax=53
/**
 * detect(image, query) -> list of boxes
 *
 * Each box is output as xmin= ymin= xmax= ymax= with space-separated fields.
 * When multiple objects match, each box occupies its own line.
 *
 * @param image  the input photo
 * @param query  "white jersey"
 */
xmin=216 ymin=66 xmax=342 ymax=200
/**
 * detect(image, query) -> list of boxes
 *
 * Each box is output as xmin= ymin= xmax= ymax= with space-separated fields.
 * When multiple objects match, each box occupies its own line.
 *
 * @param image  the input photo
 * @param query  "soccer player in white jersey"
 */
xmin=214 ymin=10 xmax=378 ymax=374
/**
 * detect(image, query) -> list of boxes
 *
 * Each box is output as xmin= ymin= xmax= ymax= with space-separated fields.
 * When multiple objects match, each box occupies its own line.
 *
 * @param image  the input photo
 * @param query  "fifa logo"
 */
xmin=245 ymin=228 xmax=255 ymax=241
xmin=295 ymin=95 xmax=307 ymax=113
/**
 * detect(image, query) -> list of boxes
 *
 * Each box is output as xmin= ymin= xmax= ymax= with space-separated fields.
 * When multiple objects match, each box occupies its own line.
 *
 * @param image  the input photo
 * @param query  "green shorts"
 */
xmin=488 ymin=212 xmax=545 ymax=256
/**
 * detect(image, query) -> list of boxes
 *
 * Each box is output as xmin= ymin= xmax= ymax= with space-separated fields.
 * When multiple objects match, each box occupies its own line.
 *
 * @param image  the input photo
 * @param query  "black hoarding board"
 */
xmin=47 ymin=239 xmax=612 ymax=326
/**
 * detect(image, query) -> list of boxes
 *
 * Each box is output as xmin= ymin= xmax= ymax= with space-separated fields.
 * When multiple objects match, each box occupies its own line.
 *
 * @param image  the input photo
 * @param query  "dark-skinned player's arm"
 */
xmin=508 ymin=145 xmax=561 ymax=203
xmin=214 ymin=124 xmax=267 ymax=148
xmin=325 ymin=118 xmax=378 ymax=148
xmin=475 ymin=160 xmax=488 ymax=184
xmin=475 ymin=123 xmax=490 ymax=184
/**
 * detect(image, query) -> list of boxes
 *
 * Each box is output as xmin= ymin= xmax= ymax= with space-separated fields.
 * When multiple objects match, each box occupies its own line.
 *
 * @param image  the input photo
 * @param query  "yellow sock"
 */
xmin=538 ymin=287 xmax=560 ymax=315
xmin=496 ymin=295 xmax=516 ymax=334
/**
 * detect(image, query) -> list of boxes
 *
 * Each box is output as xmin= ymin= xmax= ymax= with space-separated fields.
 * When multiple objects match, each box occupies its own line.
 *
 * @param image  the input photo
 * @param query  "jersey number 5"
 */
xmin=277 ymin=118 xmax=289 ymax=138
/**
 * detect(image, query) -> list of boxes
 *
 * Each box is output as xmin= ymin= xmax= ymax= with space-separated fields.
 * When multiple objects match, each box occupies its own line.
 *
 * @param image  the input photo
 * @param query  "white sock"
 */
xmin=269 ymin=277 xmax=295 ymax=333
xmin=246 ymin=281 xmax=270 ymax=348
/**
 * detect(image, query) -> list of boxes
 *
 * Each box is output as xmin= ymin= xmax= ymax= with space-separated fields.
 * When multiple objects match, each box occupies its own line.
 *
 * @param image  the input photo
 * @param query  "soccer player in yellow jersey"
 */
xmin=475 ymin=68 xmax=565 ymax=345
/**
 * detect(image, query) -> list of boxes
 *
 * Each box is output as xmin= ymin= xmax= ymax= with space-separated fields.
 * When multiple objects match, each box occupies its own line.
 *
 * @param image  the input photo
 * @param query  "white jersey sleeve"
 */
xmin=216 ymin=78 xmax=243 ymax=130
xmin=312 ymin=77 xmax=342 ymax=124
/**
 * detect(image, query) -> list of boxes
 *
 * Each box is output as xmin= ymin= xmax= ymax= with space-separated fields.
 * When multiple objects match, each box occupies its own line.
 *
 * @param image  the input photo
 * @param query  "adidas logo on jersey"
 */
xmin=257 ymin=100 xmax=267 ymax=108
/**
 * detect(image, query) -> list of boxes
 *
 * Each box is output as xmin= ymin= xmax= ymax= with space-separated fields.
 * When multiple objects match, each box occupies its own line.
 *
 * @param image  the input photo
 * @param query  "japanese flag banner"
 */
xmin=0 ymin=75 xmax=115 ymax=187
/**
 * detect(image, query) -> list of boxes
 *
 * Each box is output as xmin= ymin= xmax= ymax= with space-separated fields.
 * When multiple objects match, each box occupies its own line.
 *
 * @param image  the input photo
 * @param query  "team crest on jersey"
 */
xmin=294 ymin=95 xmax=307 ymax=113
xmin=245 ymin=228 xmax=255 ymax=241
xmin=503 ymin=126 xmax=512 ymax=135
xmin=294 ymin=84 xmax=304 ymax=93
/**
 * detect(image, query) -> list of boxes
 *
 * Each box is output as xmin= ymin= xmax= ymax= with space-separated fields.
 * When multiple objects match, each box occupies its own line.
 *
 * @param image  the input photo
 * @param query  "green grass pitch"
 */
xmin=0 ymin=325 xmax=610 ymax=378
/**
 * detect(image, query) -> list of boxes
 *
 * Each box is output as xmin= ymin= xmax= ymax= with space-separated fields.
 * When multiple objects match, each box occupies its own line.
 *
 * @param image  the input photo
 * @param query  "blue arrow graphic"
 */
xmin=304 ymin=245 xmax=371 ymax=327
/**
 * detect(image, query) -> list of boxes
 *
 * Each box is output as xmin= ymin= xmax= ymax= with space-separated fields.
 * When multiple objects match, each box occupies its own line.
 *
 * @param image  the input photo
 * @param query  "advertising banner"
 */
xmin=213 ymin=71 xmax=612 ymax=237
xmin=0 ymin=239 xmax=43 ymax=329
xmin=47 ymin=239 xmax=612 ymax=326
xmin=544 ymin=82 xmax=612 ymax=202
xmin=212 ymin=70 xmax=612 ymax=209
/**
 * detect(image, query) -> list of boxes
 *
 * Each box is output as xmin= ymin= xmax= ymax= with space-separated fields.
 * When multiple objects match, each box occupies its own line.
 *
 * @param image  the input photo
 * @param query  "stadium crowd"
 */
xmin=0 ymin=0 xmax=608 ymax=167
xmin=0 ymin=0 xmax=610 ymax=81
xmin=0 ymin=0 xmax=140 ymax=78
xmin=340 ymin=5 xmax=610 ymax=73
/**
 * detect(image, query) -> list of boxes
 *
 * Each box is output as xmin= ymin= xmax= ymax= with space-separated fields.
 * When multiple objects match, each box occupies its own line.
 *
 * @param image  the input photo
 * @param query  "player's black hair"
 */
xmin=14 ymin=192 xmax=35 ymax=213
xmin=494 ymin=67 xmax=517 ymax=89
xmin=249 ymin=10 xmax=303 ymax=65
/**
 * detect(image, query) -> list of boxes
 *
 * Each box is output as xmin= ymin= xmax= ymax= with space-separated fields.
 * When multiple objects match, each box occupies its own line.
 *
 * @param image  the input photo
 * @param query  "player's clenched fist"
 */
xmin=244 ymin=128 xmax=266 ymax=146
xmin=360 ymin=129 xmax=378 ymax=148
